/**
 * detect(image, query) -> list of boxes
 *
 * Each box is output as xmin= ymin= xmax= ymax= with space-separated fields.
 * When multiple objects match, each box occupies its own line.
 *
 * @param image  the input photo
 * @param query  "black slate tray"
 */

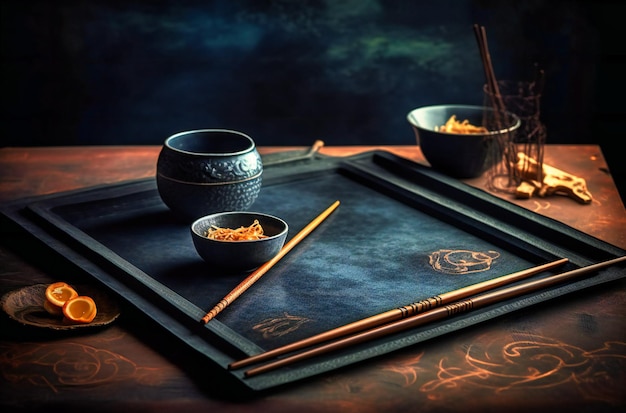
xmin=2 ymin=150 xmax=625 ymax=391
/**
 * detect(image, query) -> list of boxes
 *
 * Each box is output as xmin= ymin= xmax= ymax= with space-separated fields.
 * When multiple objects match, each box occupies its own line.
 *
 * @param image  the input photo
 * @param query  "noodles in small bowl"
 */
xmin=191 ymin=211 xmax=288 ymax=273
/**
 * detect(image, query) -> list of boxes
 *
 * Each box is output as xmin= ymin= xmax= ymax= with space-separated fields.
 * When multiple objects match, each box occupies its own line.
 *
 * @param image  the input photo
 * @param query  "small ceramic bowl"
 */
xmin=191 ymin=211 xmax=288 ymax=273
xmin=156 ymin=129 xmax=263 ymax=221
xmin=407 ymin=105 xmax=521 ymax=178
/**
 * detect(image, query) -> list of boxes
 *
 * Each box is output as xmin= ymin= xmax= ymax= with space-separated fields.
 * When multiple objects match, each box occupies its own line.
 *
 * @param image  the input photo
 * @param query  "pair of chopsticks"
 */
xmin=231 ymin=255 xmax=626 ymax=377
xmin=201 ymin=200 xmax=341 ymax=324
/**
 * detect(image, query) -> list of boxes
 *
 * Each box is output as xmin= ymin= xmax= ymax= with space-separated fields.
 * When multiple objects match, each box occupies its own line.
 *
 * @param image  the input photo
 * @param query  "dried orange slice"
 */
xmin=63 ymin=296 xmax=97 ymax=323
xmin=45 ymin=282 xmax=79 ymax=309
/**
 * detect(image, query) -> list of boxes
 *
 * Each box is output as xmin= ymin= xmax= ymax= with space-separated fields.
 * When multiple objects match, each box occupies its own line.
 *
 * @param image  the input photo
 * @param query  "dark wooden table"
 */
xmin=1 ymin=145 xmax=625 ymax=412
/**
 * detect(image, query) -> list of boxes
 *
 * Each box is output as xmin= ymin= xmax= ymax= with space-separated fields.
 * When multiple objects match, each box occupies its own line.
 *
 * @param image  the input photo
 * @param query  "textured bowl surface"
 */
xmin=157 ymin=175 xmax=262 ymax=221
xmin=156 ymin=129 xmax=263 ymax=221
xmin=191 ymin=211 xmax=288 ymax=273
xmin=407 ymin=105 xmax=520 ymax=178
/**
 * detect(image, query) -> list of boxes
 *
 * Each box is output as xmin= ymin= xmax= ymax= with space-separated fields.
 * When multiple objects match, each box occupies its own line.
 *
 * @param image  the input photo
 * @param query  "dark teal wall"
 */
xmin=1 ymin=0 xmax=623 ymax=153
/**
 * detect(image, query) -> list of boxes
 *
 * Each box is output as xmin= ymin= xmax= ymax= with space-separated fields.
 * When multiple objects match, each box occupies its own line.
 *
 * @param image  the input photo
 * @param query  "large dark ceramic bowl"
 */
xmin=407 ymin=105 xmax=521 ymax=178
xmin=191 ymin=211 xmax=288 ymax=273
xmin=156 ymin=129 xmax=263 ymax=221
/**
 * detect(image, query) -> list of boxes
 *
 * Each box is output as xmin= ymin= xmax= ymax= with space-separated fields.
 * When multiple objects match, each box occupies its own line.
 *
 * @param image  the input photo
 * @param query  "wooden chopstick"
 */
xmin=473 ymin=24 xmax=504 ymax=114
xmin=242 ymin=255 xmax=626 ymax=377
xmin=229 ymin=257 xmax=568 ymax=370
xmin=201 ymin=200 xmax=340 ymax=324
xmin=473 ymin=25 xmax=494 ymax=97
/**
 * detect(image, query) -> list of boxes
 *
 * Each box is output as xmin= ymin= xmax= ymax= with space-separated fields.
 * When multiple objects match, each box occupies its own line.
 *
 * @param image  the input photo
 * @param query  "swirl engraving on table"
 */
xmin=253 ymin=312 xmax=312 ymax=338
xmin=428 ymin=249 xmax=500 ymax=274
xmin=530 ymin=199 xmax=552 ymax=213
xmin=381 ymin=335 xmax=625 ymax=404
xmin=0 ymin=338 xmax=167 ymax=392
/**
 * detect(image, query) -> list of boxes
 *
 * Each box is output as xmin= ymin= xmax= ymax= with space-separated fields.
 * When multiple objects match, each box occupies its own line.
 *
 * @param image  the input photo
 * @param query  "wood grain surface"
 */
xmin=1 ymin=145 xmax=624 ymax=413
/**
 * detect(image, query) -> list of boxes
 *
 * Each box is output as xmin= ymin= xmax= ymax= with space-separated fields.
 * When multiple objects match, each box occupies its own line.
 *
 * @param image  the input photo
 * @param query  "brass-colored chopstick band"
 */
xmin=399 ymin=296 xmax=442 ymax=317
xmin=445 ymin=299 xmax=474 ymax=316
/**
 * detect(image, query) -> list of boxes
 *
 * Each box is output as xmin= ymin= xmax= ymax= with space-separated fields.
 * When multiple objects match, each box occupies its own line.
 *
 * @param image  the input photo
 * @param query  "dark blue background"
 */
xmin=2 ymin=0 xmax=624 ymax=196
